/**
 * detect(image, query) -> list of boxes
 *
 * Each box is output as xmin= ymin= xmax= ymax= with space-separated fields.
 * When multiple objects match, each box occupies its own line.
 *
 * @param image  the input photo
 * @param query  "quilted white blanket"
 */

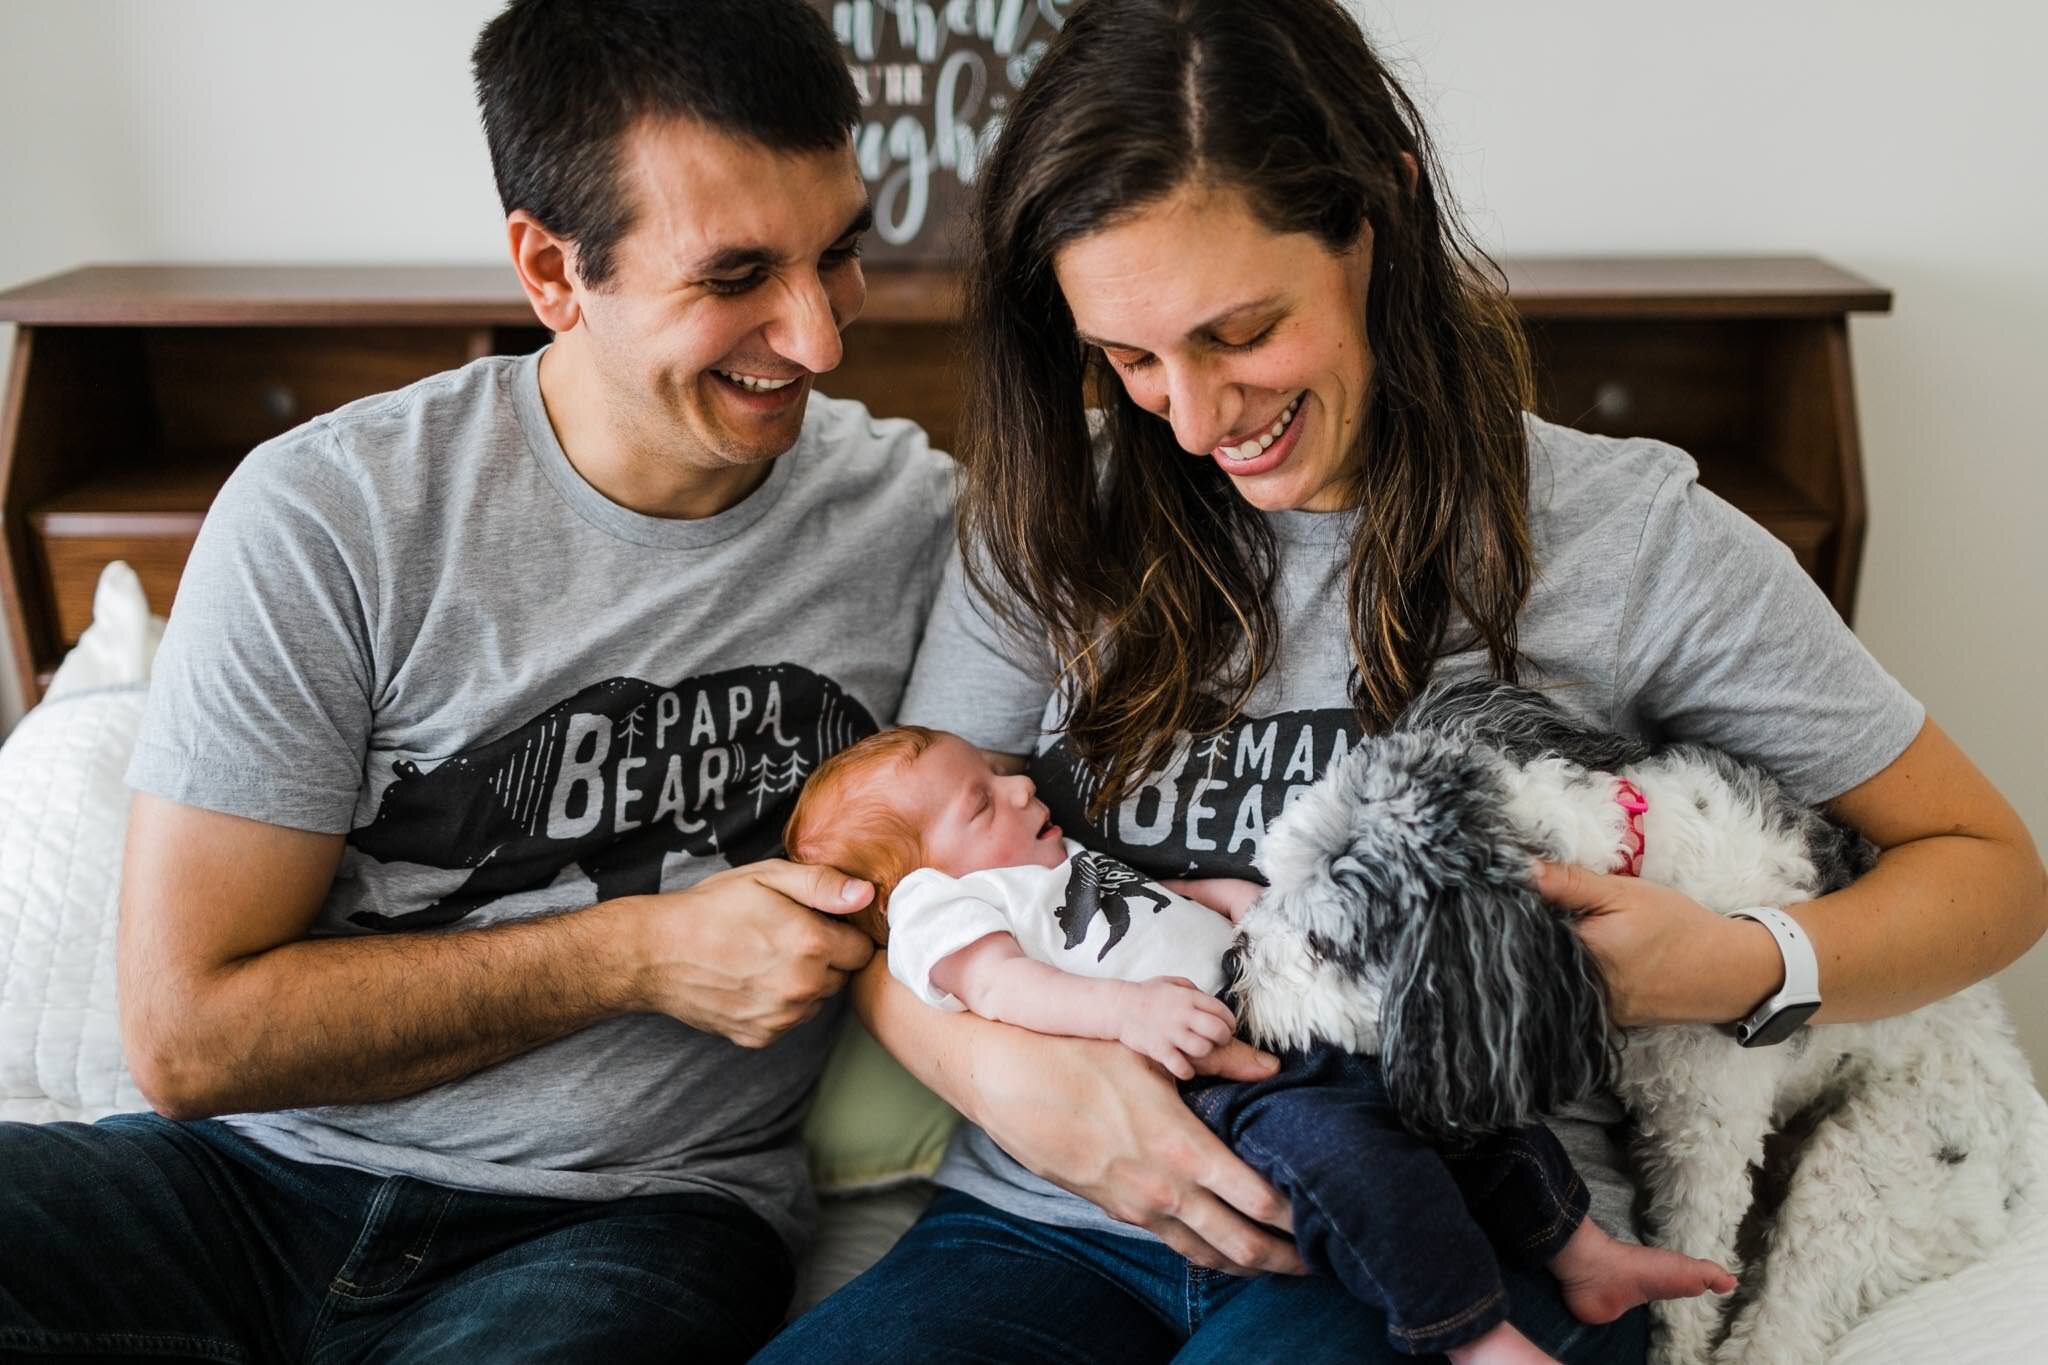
xmin=0 ymin=685 xmax=148 ymax=1122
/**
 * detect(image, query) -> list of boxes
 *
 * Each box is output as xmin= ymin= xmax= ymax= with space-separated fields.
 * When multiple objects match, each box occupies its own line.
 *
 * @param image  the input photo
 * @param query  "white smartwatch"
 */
xmin=1728 ymin=908 xmax=1821 ymax=1047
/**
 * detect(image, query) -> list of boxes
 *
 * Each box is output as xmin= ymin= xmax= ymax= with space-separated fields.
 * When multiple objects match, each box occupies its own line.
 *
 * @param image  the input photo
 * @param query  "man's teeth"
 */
xmin=1219 ymin=394 xmax=1304 ymax=462
xmin=716 ymin=370 xmax=799 ymax=393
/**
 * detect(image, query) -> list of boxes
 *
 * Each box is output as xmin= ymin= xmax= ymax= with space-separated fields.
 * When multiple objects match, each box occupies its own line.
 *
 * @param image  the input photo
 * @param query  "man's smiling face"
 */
xmin=570 ymin=115 xmax=871 ymax=478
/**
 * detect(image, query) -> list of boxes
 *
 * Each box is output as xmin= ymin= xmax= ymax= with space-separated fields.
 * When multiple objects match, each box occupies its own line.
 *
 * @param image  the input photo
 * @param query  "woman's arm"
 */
xmin=1541 ymin=717 xmax=2048 ymax=1027
xmin=849 ymin=953 xmax=1305 ymax=1275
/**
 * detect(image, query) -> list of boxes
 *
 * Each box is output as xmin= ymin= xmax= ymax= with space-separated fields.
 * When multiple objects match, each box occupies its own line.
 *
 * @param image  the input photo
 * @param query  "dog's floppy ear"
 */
xmin=1378 ymin=852 xmax=1614 ymax=1144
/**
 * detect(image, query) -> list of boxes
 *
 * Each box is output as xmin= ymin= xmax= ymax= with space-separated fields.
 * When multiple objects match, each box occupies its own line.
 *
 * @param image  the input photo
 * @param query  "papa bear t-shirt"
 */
xmin=127 ymin=349 xmax=955 ymax=1252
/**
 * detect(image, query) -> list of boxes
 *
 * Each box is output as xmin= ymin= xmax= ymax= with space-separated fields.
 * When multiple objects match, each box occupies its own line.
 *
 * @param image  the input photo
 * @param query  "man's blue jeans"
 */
xmin=0 ymin=1113 xmax=792 ymax=1362
xmin=757 ymin=1187 xmax=1647 ymax=1363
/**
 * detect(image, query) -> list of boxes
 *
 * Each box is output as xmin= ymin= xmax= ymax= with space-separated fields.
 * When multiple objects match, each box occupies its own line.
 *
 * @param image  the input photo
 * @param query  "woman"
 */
xmin=761 ymin=0 xmax=2046 ymax=1359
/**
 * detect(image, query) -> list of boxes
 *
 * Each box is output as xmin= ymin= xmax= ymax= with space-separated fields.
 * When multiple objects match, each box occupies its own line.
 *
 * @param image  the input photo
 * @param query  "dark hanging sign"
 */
xmin=811 ymin=1 xmax=1076 ymax=264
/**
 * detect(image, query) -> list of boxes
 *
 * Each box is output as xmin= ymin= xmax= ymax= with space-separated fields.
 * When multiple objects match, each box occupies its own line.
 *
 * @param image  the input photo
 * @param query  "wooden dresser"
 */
xmin=0 ymin=258 xmax=1888 ymax=706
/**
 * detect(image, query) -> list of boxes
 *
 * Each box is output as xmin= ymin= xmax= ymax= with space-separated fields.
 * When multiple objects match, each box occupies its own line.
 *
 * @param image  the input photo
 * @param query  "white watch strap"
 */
xmin=1729 ymin=907 xmax=1821 ymax=1043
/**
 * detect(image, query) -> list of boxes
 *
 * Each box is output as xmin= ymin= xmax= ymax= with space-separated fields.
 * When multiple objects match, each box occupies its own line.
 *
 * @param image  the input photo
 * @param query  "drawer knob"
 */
xmin=1591 ymin=380 xmax=1632 ymax=423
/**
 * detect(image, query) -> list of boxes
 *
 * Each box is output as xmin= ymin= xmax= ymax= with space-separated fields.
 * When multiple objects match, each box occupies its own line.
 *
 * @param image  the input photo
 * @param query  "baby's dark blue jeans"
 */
xmin=1183 ymin=1043 xmax=1591 ymax=1356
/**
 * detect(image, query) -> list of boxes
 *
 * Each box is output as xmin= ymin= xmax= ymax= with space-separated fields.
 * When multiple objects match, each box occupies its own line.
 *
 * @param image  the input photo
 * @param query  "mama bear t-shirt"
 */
xmin=899 ymin=414 xmax=1923 ymax=1243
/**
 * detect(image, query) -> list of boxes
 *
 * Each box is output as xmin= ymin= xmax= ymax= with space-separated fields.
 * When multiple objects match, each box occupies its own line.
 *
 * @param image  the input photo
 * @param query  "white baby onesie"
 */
xmin=887 ymin=839 xmax=1238 ymax=1010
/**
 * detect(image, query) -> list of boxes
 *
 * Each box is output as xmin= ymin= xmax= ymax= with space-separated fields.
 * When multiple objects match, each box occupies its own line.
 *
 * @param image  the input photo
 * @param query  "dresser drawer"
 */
xmin=30 ymin=518 xmax=201 ymax=646
xmin=28 ymin=462 xmax=225 ymax=647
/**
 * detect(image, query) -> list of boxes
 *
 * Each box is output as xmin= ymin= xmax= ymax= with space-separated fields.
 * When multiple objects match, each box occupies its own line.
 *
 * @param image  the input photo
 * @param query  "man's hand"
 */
xmin=629 ymin=859 xmax=876 ymax=1048
xmin=1117 ymin=976 xmax=1237 ymax=1079
xmin=963 ymin=1023 xmax=1307 ymax=1277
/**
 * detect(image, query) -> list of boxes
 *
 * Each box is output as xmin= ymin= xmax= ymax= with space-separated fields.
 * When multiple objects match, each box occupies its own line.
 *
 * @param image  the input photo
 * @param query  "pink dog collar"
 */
xmin=1613 ymin=778 xmax=1648 ymax=877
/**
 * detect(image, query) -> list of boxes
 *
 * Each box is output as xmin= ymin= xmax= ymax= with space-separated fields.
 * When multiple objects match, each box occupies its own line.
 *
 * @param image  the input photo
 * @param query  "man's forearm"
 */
xmin=131 ymin=897 xmax=647 ymax=1119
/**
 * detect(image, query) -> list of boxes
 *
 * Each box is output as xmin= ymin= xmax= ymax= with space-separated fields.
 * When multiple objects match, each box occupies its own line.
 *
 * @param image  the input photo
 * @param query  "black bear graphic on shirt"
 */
xmin=346 ymin=662 xmax=875 ymax=932
xmin=1056 ymin=851 xmax=1173 ymax=961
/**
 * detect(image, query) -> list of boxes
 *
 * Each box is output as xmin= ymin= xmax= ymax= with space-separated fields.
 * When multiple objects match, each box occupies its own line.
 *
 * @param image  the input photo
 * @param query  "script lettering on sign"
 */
xmin=814 ymin=1 xmax=1078 ymax=262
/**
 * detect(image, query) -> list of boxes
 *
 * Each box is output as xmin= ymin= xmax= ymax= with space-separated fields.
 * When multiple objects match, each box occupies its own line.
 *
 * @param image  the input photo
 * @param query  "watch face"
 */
xmin=1737 ymin=1000 xmax=1822 ymax=1047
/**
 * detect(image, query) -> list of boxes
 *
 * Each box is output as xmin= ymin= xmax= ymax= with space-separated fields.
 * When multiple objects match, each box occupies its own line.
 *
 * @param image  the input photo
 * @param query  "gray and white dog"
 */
xmin=1231 ymin=679 xmax=2035 ymax=1365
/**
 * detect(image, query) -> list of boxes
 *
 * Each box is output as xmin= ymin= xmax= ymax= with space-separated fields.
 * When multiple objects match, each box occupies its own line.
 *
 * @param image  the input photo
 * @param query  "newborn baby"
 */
xmin=785 ymin=725 xmax=1731 ymax=1365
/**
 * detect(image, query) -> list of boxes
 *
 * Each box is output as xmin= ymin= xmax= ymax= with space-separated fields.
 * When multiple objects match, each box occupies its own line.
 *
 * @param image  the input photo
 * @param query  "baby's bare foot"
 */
xmin=1444 ymin=1320 xmax=1559 ymax=1365
xmin=1550 ymin=1218 xmax=1737 ymax=1325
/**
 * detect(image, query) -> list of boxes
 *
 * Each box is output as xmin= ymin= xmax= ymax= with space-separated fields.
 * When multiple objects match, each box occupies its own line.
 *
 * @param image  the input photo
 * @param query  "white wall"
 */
xmin=0 ymin=0 xmax=506 ymax=726
xmin=1344 ymin=0 xmax=2048 ymax=1073
xmin=4 ymin=0 xmax=2044 ymax=1065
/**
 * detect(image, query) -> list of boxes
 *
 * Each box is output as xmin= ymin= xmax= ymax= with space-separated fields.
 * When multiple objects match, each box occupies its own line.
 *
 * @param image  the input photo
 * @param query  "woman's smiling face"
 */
xmin=1053 ymin=181 xmax=1376 ymax=513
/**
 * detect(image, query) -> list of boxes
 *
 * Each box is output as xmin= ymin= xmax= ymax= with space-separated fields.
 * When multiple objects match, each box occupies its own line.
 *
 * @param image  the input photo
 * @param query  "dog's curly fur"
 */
xmin=1231 ymin=680 xmax=2036 ymax=1365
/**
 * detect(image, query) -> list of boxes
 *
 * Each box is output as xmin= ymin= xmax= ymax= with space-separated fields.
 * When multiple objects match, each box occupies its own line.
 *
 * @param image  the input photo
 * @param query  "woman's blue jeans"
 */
xmin=758 ymin=1186 xmax=1647 ymax=1363
xmin=0 ymin=1113 xmax=792 ymax=1362
xmin=1183 ymin=1044 xmax=1592 ymax=1353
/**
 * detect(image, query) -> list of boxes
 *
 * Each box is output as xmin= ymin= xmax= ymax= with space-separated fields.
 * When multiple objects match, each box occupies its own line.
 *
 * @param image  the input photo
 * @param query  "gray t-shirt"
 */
xmin=127 ymin=349 xmax=954 ymax=1252
xmin=899 ymin=413 xmax=1923 ymax=1244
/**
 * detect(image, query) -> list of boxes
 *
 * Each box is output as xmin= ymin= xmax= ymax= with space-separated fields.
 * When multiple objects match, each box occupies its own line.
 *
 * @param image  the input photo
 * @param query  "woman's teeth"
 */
xmin=1219 ymin=393 xmax=1304 ymax=462
xmin=716 ymin=370 xmax=799 ymax=393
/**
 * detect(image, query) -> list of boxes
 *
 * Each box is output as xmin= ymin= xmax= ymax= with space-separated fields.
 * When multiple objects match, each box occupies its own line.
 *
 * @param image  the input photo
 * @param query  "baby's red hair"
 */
xmin=783 ymin=725 xmax=945 ymax=945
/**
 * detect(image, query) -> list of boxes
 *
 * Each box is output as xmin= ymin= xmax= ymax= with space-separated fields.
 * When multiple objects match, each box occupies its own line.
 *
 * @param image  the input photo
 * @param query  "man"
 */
xmin=0 ymin=2 xmax=952 ymax=1360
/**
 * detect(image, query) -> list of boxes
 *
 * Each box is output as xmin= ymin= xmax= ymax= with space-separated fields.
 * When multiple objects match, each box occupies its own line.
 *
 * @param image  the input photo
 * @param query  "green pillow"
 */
xmin=804 ymin=1014 xmax=960 ymax=1195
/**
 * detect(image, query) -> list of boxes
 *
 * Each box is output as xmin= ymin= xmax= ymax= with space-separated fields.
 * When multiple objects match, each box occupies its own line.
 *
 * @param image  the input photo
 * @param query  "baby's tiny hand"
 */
xmin=1119 ymin=977 xmax=1238 ymax=1080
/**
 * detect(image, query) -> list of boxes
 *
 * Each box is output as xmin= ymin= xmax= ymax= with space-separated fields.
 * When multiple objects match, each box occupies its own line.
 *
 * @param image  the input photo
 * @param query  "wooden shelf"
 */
xmin=0 ymin=259 xmax=1886 ymax=330
xmin=0 ymin=263 xmax=967 ymax=328
xmin=32 ymin=457 xmax=234 ymax=532
xmin=0 ymin=264 xmax=537 ymax=328
xmin=1503 ymin=256 xmax=1890 ymax=320
xmin=0 ymin=258 xmax=1890 ymax=704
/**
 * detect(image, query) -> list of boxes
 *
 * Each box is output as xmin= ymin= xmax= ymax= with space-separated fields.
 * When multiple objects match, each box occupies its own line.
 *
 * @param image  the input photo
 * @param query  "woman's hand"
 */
xmin=1532 ymin=861 xmax=1783 ymax=1027
xmin=964 ymin=1023 xmax=1307 ymax=1277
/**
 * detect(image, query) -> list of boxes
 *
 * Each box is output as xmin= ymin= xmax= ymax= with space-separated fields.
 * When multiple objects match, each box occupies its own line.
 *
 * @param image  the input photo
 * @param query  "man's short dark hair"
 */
xmin=473 ymin=0 xmax=859 ymax=288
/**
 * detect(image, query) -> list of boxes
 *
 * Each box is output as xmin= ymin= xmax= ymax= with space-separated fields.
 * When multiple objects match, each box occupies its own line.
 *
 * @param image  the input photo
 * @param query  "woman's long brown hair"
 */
xmin=962 ymin=0 xmax=1534 ymax=820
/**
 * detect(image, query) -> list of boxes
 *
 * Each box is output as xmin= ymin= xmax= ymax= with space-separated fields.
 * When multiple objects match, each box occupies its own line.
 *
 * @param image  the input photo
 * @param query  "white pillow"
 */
xmin=46 ymin=560 xmax=161 ymax=699
xmin=0 ymin=563 xmax=159 ymax=1122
